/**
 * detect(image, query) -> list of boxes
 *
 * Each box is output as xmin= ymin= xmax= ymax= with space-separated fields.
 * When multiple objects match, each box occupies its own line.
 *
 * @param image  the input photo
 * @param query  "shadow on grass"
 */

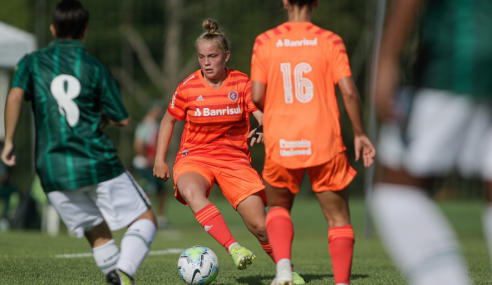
xmin=302 ymin=273 xmax=370 ymax=282
xmin=234 ymin=274 xmax=273 ymax=284
xmin=234 ymin=273 xmax=369 ymax=284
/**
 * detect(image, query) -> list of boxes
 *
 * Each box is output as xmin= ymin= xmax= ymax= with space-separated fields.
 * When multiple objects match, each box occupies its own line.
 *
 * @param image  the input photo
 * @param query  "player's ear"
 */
xmin=49 ymin=24 xmax=57 ymax=38
xmin=314 ymin=0 xmax=319 ymax=8
xmin=80 ymin=27 xmax=88 ymax=41
xmin=224 ymin=50 xmax=231 ymax=63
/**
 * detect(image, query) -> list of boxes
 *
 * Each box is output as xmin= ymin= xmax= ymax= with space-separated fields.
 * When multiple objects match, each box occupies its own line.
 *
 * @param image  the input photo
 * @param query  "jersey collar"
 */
xmin=198 ymin=68 xmax=232 ymax=92
xmin=49 ymin=39 xmax=85 ymax=48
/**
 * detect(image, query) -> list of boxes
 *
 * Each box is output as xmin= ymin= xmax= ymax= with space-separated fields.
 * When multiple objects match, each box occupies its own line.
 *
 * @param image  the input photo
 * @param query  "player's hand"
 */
xmin=153 ymin=160 xmax=171 ymax=181
xmin=248 ymin=125 xmax=264 ymax=146
xmin=354 ymin=134 xmax=375 ymax=168
xmin=1 ymin=142 xmax=16 ymax=167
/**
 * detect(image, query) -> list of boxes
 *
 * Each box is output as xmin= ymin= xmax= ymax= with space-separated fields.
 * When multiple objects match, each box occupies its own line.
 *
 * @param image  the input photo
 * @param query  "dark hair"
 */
xmin=195 ymin=19 xmax=229 ymax=53
xmin=52 ymin=0 xmax=89 ymax=39
xmin=288 ymin=0 xmax=317 ymax=6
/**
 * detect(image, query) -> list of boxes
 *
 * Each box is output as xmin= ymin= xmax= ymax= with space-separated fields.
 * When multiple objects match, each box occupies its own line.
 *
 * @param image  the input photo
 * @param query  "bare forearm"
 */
xmin=251 ymin=81 xmax=267 ymax=112
xmin=343 ymin=91 xmax=366 ymax=136
xmin=338 ymin=78 xmax=366 ymax=136
xmin=380 ymin=0 xmax=424 ymax=61
xmin=155 ymin=115 xmax=175 ymax=163
xmin=251 ymin=110 xmax=263 ymax=125
xmin=4 ymin=88 xmax=24 ymax=144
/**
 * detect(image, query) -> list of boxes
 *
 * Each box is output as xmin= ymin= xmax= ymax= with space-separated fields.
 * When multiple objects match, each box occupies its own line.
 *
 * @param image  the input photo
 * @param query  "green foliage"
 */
xmin=0 ymin=197 xmax=490 ymax=284
xmin=0 ymin=0 xmax=33 ymax=31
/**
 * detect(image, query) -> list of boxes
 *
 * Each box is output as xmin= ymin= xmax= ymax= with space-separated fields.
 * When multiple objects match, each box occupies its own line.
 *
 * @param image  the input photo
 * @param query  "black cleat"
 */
xmin=106 ymin=270 xmax=136 ymax=285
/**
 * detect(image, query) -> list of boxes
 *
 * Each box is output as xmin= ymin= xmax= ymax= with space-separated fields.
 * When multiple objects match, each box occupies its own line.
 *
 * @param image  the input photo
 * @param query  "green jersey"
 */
xmin=413 ymin=0 xmax=492 ymax=98
xmin=12 ymin=39 xmax=128 ymax=192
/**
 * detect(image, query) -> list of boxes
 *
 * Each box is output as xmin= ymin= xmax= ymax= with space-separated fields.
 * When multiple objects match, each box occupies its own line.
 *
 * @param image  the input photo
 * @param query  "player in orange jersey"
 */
xmin=251 ymin=1 xmax=375 ymax=285
xmin=153 ymin=19 xmax=304 ymax=283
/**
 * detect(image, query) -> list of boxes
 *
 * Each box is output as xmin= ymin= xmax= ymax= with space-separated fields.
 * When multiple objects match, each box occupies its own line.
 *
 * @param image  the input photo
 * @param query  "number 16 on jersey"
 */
xmin=280 ymin=62 xmax=313 ymax=104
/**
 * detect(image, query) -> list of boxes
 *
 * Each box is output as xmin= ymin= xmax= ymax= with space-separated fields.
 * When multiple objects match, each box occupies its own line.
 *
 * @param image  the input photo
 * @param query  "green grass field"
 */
xmin=1 ymin=196 xmax=490 ymax=284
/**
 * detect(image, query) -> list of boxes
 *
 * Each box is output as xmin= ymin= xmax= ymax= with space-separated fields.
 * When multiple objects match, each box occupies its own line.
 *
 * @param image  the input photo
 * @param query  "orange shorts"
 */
xmin=262 ymin=151 xmax=356 ymax=194
xmin=173 ymin=159 xmax=266 ymax=210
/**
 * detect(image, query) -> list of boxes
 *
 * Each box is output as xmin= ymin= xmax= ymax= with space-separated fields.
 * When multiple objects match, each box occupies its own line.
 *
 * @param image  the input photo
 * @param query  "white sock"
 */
xmin=276 ymin=258 xmax=293 ymax=282
xmin=117 ymin=219 xmax=156 ymax=277
xmin=372 ymin=183 xmax=471 ymax=285
xmin=92 ymin=239 xmax=120 ymax=275
xmin=228 ymin=242 xmax=239 ymax=253
xmin=483 ymin=205 xmax=492 ymax=270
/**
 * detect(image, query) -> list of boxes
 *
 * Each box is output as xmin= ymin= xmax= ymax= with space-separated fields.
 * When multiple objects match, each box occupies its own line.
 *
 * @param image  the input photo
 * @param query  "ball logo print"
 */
xmin=178 ymin=246 xmax=219 ymax=284
xmin=228 ymin=91 xmax=238 ymax=102
xmin=50 ymin=74 xmax=81 ymax=127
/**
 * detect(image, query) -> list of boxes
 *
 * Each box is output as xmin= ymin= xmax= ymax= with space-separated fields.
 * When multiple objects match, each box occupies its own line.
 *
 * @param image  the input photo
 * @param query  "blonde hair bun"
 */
xmin=203 ymin=19 xmax=220 ymax=35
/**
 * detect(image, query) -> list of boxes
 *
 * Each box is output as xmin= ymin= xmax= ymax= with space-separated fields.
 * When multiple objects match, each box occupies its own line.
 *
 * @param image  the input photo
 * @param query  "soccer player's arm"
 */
xmin=98 ymin=65 xmax=131 ymax=127
xmin=153 ymin=88 xmax=186 ymax=181
xmin=2 ymin=88 xmax=24 ymax=167
xmin=250 ymin=35 xmax=269 ymax=111
xmin=331 ymin=37 xmax=375 ymax=168
xmin=376 ymin=0 xmax=424 ymax=119
xmin=2 ymin=57 xmax=32 ymax=167
xmin=244 ymin=79 xmax=264 ymax=146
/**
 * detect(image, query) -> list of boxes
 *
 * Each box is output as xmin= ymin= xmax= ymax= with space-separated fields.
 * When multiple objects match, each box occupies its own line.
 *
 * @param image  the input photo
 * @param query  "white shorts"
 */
xmin=47 ymin=171 xmax=151 ymax=238
xmin=378 ymin=88 xmax=492 ymax=180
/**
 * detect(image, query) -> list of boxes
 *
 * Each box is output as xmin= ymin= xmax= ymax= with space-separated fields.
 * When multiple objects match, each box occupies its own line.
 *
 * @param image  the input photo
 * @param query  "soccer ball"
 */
xmin=177 ymin=245 xmax=219 ymax=284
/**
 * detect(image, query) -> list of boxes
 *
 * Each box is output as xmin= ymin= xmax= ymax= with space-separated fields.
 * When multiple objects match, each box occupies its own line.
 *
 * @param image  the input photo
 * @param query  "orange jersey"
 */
xmin=167 ymin=69 xmax=258 ymax=169
xmin=251 ymin=22 xmax=352 ymax=169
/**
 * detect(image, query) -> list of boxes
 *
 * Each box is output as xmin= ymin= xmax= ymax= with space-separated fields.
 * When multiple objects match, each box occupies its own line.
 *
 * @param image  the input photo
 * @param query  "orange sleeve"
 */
xmin=167 ymin=86 xmax=187 ymax=121
xmin=328 ymin=35 xmax=352 ymax=84
xmin=244 ymin=79 xmax=258 ymax=113
xmin=250 ymin=35 xmax=269 ymax=84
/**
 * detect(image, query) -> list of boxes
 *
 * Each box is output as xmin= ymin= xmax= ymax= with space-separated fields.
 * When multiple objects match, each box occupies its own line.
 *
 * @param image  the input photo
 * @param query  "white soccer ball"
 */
xmin=178 ymin=245 xmax=219 ymax=284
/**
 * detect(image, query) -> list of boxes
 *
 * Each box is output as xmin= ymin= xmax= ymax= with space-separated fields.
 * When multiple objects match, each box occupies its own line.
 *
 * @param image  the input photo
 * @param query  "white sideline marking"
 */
xmin=55 ymin=248 xmax=185 ymax=259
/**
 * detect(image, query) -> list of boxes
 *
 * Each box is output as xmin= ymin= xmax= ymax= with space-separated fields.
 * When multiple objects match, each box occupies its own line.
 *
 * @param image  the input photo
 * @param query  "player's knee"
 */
xmin=179 ymin=187 xmax=206 ymax=206
xmin=248 ymin=221 xmax=268 ymax=240
xmin=136 ymin=208 xmax=157 ymax=227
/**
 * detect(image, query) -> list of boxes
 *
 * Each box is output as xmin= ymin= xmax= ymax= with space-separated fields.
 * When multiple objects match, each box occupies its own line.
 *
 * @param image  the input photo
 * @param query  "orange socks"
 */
xmin=266 ymin=207 xmax=293 ymax=263
xmin=260 ymin=241 xmax=275 ymax=262
xmin=194 ymin=204 xmax=236 ymax=252
xmin=328 ymin=224 xmax=355 ymax=285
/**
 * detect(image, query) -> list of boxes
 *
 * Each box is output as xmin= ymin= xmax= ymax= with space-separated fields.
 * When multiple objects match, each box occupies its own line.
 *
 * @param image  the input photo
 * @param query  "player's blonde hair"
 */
xmin=195 ymin=19 xmax=229 ymax=53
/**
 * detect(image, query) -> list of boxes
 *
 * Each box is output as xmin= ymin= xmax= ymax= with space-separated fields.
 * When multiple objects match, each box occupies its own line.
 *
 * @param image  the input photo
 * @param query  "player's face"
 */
xmin=197 ymin=40 xmax=230 ymax=82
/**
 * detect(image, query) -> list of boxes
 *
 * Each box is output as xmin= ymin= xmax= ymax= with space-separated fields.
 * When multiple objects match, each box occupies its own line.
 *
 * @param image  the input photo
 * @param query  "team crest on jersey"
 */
xmin=228 ymin=91 xmax=238 ymax=102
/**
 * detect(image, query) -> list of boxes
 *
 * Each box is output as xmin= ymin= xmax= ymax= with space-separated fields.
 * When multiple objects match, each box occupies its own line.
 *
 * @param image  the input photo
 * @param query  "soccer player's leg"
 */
xmin=265 ymin=185 xmax=295 ymax=285
xmin=314 ymin=189 xmax=353 ymax=285
xmin=373 ymin=91 xmax=472 ymax=285
xmin=175 ymin=162 xmax=240 ymax=258
xmin=116 ymin=208 xmax=156 ymax=284
xmin=93 ymin=172 xmax=156 ymax=284
xmin=262 ymin=157 xmax=303 ymax=285
xmin=84 ymin=221 xmax=119 ymax=276
xmin=309 ymin=154 xmax=356 ymax=285
xmin=234 ymin=192 xmax=304 ymax=283
xmin=373 ymin=168 xmax=471 ymax=285
xmin=47 ymin=188 xmax=121 ymax=280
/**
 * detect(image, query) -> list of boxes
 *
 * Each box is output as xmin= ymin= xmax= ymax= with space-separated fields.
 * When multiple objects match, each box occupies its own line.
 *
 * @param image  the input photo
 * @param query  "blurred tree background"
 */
xmin=0 ymin=0 xmax=378 ymax=197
